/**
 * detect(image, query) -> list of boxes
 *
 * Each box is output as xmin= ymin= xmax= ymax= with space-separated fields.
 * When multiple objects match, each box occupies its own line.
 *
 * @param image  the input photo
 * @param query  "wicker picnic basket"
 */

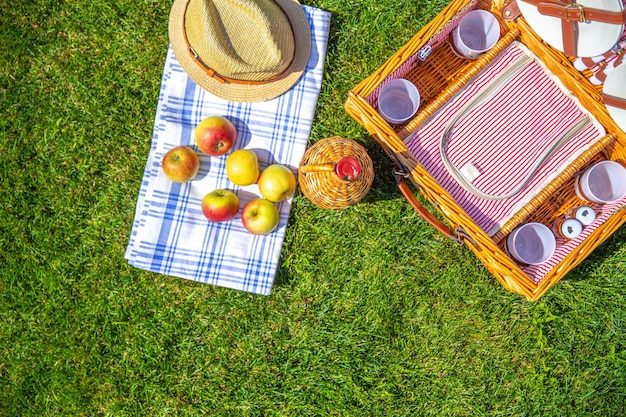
xmin=344 ymin=0 xmax=626 ymax=300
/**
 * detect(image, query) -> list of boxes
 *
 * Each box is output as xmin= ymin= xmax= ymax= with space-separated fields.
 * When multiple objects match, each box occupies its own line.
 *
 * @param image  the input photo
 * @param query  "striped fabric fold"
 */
xmin=125 ymin=6 xmax=331 ymax=295
xmin=405 ymin=42 xmax=605 ymax=236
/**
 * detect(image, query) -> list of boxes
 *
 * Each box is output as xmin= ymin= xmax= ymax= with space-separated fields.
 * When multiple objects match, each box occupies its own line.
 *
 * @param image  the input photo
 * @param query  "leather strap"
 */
xmin=383 ymin=145 xmax=460 ymax=242
xmin=559 ymin=8 xmax=578 ymax=56
xmin=536 ymin=3 xmax=626 ymax=25
xmin=593 ymin=50 xmax=624 ymax=83
xmin=501 ymin=0 xmax=522 ymax=20
xmin=396 ymin=178 xmax=458 ymax=240
xmin=603 ymin=92 xmax=626 ymax=110
xmin=581 ymin=56 xmax=599 ymax=68
xmin=519 ymin=0 xmax=626 ymax=56
xmin=592 ymin=60 xmax=609 ymax=82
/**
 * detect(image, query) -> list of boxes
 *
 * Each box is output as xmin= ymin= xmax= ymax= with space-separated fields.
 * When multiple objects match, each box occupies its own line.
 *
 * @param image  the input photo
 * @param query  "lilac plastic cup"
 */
xmin=506 ymin=223 xmax=556 ymax=265
xmin=378 ymin=79 xmax=420 ymax=124
xmin=452 ymin=10 xmax=500 ymax=59
xmin=574 ymin=161 xmax=626 ymax=204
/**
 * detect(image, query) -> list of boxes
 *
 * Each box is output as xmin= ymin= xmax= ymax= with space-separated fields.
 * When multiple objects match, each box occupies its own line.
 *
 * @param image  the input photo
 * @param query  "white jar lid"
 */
xmin=559 ymin=218 xmax=583 ymax=240
xmin=574 ymin=206 xmax=597 ymax=227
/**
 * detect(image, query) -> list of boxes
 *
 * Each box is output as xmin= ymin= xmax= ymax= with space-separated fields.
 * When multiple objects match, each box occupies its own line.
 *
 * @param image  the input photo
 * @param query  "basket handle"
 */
xmin=396 ymin=175 xmax=462 ymax=243
xmin=299 ymin=163 xmax=336 ymax=173
xmin=378 ymin=143 xmax=463 ymax=243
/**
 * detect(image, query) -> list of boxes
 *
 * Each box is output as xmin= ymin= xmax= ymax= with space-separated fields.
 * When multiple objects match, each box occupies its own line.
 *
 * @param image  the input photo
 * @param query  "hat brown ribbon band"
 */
xmin=520 ymin=0 xmax=626 ymax=56
xmin=181 ymin=0 xmax=292 ymax=86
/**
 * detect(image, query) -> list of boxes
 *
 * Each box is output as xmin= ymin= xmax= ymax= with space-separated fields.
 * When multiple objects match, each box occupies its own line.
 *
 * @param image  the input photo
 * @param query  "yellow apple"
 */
xmin=241 ymin=198 xmax=280 ymax=235
xmin=257 ymin=164 xmax=296 ymax=202
xmin=226 ymin=149 xmax=260 ymax=186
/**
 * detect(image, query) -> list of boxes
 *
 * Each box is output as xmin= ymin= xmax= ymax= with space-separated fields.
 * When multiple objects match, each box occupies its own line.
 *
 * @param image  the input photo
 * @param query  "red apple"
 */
xmin=257 ymin=164 xmax=296 ymax=202
xmin=241 ymin=198 xmax=280 ymax=235
xmin=194 ymin=115 xmax=237 ymax=156
xmin=161 ymin=146 xmax=200 ymax=182
xmin=202 ymin=189 xmax=240 ymax=222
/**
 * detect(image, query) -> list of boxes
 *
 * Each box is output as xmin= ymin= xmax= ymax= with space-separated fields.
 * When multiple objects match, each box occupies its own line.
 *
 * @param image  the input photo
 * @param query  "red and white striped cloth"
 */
xmin=404 ymin=43 xmax=625 ymax=283
xmin=406 ymin=43 xmax=604 ymax=235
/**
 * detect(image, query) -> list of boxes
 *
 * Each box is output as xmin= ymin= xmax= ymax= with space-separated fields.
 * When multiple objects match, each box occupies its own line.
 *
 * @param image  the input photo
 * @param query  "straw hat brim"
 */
xmin=169 ymin=0 xmax=312 ymax=102
xmin=518 ymin=0 xmax=624 ymax=57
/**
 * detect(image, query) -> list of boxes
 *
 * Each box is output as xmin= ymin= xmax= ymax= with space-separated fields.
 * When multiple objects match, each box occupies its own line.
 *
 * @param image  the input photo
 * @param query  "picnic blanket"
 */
xmin=125 ymin=6 xmax=331 ymax=295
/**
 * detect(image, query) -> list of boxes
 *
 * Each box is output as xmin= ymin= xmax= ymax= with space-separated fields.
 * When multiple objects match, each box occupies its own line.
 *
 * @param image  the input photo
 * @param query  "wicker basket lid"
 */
xmin=298 ymin=137 xmax=374 ymax=209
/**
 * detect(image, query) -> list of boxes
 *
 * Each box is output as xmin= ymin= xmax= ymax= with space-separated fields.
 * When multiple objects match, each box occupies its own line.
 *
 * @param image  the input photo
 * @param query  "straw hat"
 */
xmin=516 ymin=0 xmax=625 ymax=57
xmin=603 ymin=63 xmax=626 ymax=132
xmin=169 ymin=0 xmax=311 ymax=102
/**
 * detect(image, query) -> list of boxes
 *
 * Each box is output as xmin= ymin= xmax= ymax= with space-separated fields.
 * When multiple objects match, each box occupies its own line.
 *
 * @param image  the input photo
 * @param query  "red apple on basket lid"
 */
xmin=334 ymin=157 xmax=361 ymax=181
xmin=298 ymin=156 xmax=361 ymax=181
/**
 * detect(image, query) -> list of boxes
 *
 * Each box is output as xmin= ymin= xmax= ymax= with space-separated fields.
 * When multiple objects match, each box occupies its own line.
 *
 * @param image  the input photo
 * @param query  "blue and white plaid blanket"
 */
xmin=125 ymin=6 xmax=331 ymax=295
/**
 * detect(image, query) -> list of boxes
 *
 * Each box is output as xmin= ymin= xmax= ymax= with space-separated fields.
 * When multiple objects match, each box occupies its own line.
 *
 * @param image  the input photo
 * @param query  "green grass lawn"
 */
xmin=2 ymin=0 xmax=626 ymax=415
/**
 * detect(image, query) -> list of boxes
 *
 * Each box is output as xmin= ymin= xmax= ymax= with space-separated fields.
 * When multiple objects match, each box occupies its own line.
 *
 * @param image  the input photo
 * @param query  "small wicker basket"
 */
xmin=298 ymin=137 xmax=374 ymax=209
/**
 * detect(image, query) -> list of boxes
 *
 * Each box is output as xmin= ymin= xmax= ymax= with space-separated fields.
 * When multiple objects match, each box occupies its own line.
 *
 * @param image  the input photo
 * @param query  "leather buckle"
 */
xmin=565 ymin=3 xmax=587 ymax=23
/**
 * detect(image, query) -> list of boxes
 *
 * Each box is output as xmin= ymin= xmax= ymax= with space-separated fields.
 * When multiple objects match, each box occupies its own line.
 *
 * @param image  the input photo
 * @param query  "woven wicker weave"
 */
xmin=344 ymin=0 xmax=626 ymax=301
xmin=298 ymin=137 xmax=374 ymax=209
